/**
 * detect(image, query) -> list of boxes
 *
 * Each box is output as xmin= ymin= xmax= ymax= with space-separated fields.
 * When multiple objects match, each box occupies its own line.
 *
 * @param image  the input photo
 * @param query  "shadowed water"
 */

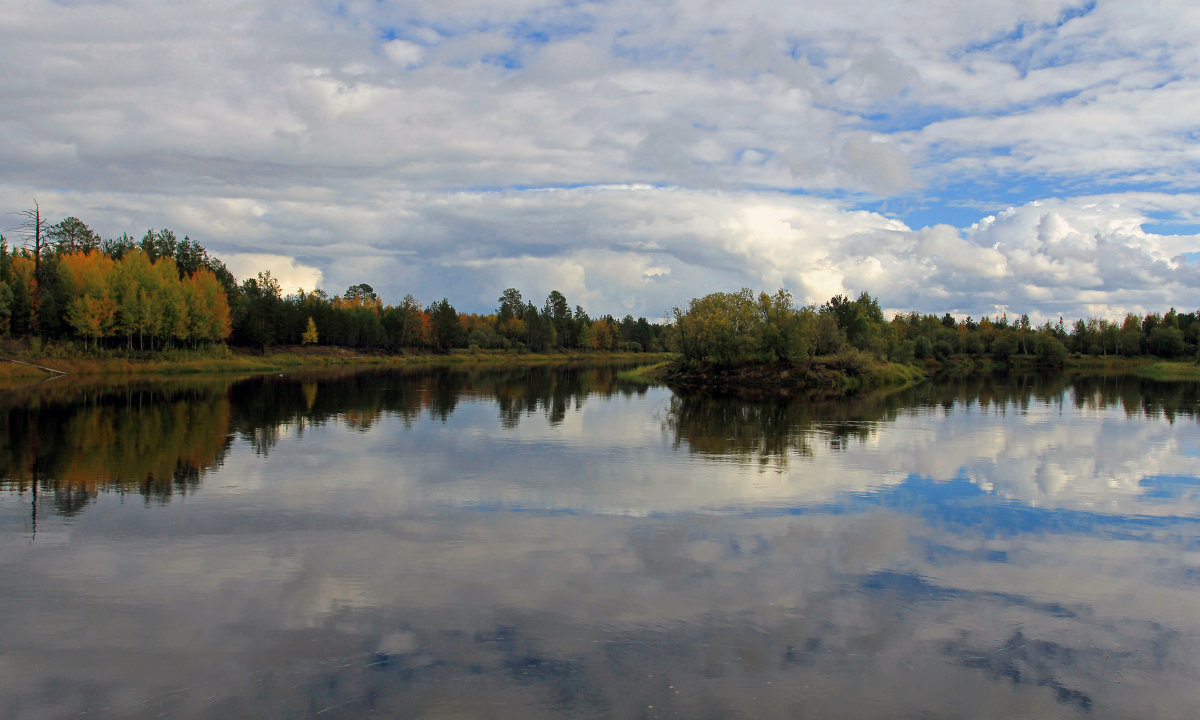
xmin=2 ymin=368 xmax=1200 ymax=719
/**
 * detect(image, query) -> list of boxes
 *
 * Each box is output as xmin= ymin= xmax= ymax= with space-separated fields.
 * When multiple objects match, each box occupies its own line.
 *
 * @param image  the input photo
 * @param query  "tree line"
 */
xmin=230 ymin=279 xmax=668 ymax=353
xmin=1 ymin=209 xmax=669 ymax=354
xmin=673 ymin=288 xmax=1200 ymax=366
xmin=1 ymin=216 xmax=234 ymax=349
xmin=5 ymin=208 xmax=1196 ymax=362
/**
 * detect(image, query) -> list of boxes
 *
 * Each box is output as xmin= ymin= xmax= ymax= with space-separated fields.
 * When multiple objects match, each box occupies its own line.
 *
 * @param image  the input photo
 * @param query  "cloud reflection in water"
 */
xmin=2 ymin=370 xmax=1199 ymax=718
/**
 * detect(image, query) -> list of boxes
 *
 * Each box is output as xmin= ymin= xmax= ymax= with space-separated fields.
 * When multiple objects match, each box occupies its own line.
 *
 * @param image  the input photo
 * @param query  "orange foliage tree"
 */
xmin=58 ymin=252 xmax=117 ymax=348
xmin=54 ymin=250 xmax=232 ymax=349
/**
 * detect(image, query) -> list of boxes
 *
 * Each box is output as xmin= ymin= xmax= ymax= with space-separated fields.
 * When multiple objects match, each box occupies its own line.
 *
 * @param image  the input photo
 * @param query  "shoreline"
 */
xmin=655 ymin=354 xmax=1200 ymax=399
xmin=4 ymin=342 xmax=1199 ymax=394
xmin=0 ymin=344 xmax=675 ymax=387
xmin=659 ymin=355 xmax=925 ymax=400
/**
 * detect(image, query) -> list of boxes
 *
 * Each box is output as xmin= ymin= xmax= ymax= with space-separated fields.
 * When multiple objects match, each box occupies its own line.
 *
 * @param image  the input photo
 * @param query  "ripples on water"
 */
xmin=2 ymin=368 xmax=1199 ymax=718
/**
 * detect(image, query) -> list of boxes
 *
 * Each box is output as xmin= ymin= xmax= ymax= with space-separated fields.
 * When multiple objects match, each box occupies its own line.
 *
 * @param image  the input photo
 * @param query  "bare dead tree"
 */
xmin=12 ymin=199 xmax=50 ymax=272
xmin=10 ymin=200 xmax=50 ymax=335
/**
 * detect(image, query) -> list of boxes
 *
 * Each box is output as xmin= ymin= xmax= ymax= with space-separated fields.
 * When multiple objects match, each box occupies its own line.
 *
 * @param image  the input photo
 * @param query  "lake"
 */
xmin=2 ymin=367 xmax=1200 ymax=719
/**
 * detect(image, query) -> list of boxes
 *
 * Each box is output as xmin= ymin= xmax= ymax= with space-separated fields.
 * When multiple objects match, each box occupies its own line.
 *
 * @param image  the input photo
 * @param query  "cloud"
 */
xmin=8 ymin=182 xmax=1197 ymax=321
xmin=223 ymin=253 xmax=324 ymax=294
xmin=9 ymin=381 xmax=1200 ymax=717
xmin=1 ymin=0 xmax=1198 ymax=318
xmin=382 ymin=39 xmax=424 ymax=67
xmin=341 ymin=189 xmax=1200 ymax=321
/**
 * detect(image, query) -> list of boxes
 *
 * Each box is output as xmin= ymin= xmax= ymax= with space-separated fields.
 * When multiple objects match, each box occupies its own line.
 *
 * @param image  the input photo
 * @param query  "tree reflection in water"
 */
xmin=0 ymin=364 xmax=651 ymax=517
xmin=663 ymin=371 xmax=1200 ymax=466
xmin=3 ymin=366 xmax=1200 ymax=718
xmin=6 ymin=366 xmax=1197 ymax=518
xmin=0 ymin=379 xmax=234 ymax=516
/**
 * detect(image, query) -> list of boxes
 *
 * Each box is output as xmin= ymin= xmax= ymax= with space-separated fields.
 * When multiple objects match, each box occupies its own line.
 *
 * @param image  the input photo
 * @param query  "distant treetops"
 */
xmin=2 ymin=210 xmax=1195 ymax=361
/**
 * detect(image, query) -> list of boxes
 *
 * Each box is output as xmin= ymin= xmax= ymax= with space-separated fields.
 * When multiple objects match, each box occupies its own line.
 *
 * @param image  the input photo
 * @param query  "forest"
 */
xmin=2 ymin=209 xmax=1197 ymax=365
xmin=672 ymin=288 xmax=1200 ymax=367
xmin=0 ymin=211 xmax=668 ymax=354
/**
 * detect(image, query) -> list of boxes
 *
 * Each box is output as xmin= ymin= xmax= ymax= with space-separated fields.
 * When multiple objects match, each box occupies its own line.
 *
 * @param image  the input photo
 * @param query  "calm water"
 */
xmin=3 ymin=368 xmax=1200 ymax=719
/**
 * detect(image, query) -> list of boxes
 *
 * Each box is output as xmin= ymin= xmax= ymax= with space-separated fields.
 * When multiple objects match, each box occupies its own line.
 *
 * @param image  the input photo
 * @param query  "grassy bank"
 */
xmin=0 ymin=340 xmax=675 ymax=386
xmin=917 ymin=354 xmax=1177 ymax=376
xmin=6 ymin=337 xmax=1199 ymax=392
xmin=1131 ymin=360 xmax=1200 ymax=381
xmin=616 ymin=360 xmax=674 ymax=384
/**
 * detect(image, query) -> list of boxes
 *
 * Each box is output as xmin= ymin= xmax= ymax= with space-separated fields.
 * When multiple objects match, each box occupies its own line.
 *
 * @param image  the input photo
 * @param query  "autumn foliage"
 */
xmin=52 ymin=250 xmax=231 ymax=349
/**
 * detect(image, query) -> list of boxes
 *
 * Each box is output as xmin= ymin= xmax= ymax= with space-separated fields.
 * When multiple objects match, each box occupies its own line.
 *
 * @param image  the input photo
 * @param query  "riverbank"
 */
xmin=652 ymin=352 xmax=1200 ymax=399
xmin=1130 ymin=360 xmax=1200 ymax=381
xmin=4 ymin=339 xmax=1198 ymax=393
xmin=0 ymin=341 xmax=675 ymax=387
xmin=660 ymin=353 xmax=925 ymax=399
xmin=947 ymin=354 xmax=1200 ymax=380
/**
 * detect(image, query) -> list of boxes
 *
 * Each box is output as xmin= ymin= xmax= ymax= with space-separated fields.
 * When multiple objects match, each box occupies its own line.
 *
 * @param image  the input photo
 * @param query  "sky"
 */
xmin=2 ymin=0 xmax=1199 ymax=321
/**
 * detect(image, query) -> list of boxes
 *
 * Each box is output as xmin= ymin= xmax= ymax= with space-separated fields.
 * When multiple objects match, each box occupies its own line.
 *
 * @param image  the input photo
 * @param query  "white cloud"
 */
xmin=8 ymin=182 xmax=1197 ymax=321
xmin=223 ymin=253 xmax=324 ymax=294
xmin=382 ymin=39 xmax=424 ymax=67
xmin=1 ymin=0 xmax=1199 ymax=318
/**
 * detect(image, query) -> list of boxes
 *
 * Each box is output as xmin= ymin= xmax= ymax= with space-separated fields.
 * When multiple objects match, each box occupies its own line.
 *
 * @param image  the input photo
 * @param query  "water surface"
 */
xmin=2 ymin=369 xmax=1200 ymax=719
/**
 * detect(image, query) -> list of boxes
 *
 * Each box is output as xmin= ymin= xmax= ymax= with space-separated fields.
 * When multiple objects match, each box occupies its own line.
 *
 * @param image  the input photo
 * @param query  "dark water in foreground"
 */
xmin=3 ymin=368 xmax=1200 ymax=719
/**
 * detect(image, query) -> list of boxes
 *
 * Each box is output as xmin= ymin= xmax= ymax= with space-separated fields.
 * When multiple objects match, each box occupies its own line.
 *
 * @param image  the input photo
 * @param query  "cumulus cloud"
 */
xmin=1 ymin=0 xmax=1198 ymax=317
xmin=9 ymin=183 xmax=1197 ymax=320
xmin=223 ymin=253 xmax=324 ymax=294
xmin=309 ymin=190 xmax=1200 ymax=321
